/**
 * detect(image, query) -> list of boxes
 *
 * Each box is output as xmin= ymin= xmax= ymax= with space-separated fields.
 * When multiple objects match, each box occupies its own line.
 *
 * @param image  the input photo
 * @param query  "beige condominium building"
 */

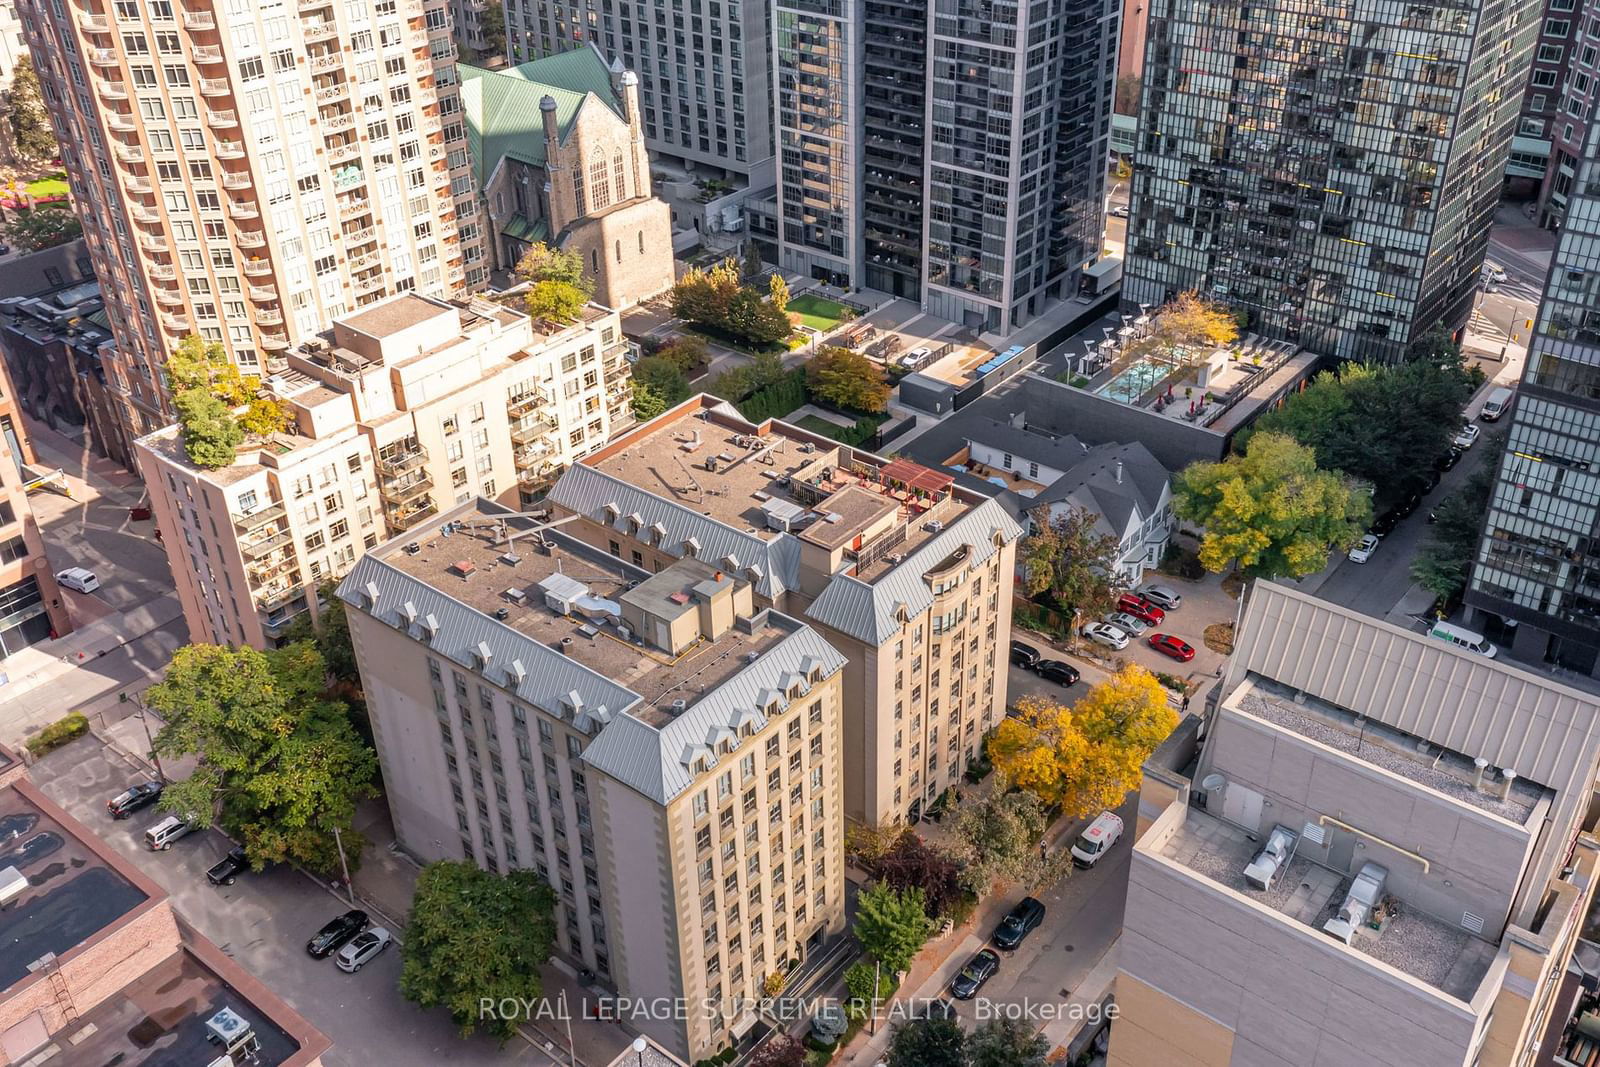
xmin=17 ymin=0 xmax=489 ymax=446
xmin=1113 ymin=581 xmax=1600 ymax=1067
xmin=544 ymin=396 xmax=1023 ymax=827
xmin=0 ymin=358 xmax=70 ymax=658
xmin=135 ymin=292 xmax=630 ymax=648
xmin=335 ymin=502 xmax=847 ymax=1061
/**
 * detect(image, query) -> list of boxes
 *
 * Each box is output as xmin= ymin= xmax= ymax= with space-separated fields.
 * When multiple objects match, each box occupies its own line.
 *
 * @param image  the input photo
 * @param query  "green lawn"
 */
xmin=795 ymin=414 xmax=853 ymax=439
xmin=788 ymin=292 xmax=848 ymax=332
xmin=26 ymin=173 xmax=69 ymax=199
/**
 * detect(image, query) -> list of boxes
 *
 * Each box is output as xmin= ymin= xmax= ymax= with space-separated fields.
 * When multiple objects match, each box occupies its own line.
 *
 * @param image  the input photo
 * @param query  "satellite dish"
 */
xmin=1201 ymin=773 xmax=1228 ymax=792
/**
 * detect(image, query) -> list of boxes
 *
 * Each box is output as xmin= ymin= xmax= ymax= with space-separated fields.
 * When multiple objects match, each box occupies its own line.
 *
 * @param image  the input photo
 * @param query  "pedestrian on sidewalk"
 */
xmin=1040 ymin=842 xmax=1048 ymax=862
xmin=1182 ymin=694 xmax=1191 ymax=713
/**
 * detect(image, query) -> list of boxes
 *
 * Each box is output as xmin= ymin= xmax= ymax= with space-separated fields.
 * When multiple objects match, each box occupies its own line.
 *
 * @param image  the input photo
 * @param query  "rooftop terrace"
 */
xmin=1159 ymin=809 xmax=1498 ymax=999
xmin=585 ymin=404 xmax=977 ymax=583
xmin=1231 ymin=682 xmax=1548 ymax=824
xmin=0 ymin=787 xmax=147 ymax=989
xmin=374 ymin=502 xmax=793 ymax=726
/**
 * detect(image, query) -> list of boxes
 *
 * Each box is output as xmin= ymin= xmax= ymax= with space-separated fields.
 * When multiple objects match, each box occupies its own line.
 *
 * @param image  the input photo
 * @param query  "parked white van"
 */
xmin=1480 ymin=387 xmax=1514 ymax=422
xmin=1428 ymin=621 xmax=1497 ymax=658
xmin=144 ymin=814 xmax=198 ymax=851
xmin=1070 ymin=811 xmax=1125 ymax=868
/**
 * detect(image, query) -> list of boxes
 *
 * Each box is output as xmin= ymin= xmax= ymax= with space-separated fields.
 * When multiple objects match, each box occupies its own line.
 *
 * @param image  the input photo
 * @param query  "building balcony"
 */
xmin=347 ymin=250 xmax=380 ymax=271
xmin=147 ymin=263 xmax=176 ymax=280
xmin=232 ymin=500 xmax=288 ymax=532
xmin=241 ymin=529 xmax=294 ymax=561
xmin=235 ymin=230 xmax=266 ymax=249
xmin=260 ymin=331 xmax=290 ymax=350
xmin=182 ymin=9 xmax=215 ymax=28
xmin=343 ymin=225 xmax=376 ymax=246
xmin=309 ymin=52 xmax=342 ymax=73
xmin=191 ymin=45 xmax=224 ymax=63
xmin=505 ymin=390 xmax=549 ymax=418
xmin=241 ymin=257 xmax=271 ymax=276
xmin=228 ymin=201 xmax=260 ymax=220
xmin=97 ymin=80 xmax=128 ymax=101
xmin=214 ymin=139 xmax=245 ymax=159
xmin=199 ymin=78 xmax=231 ymax=97
xmin=517 ymin=462 xmax=560 ymax=489
xmin=221 ymin=171 xmax=250 ymax=190
xmin=159 ymin=311 xmax=190 ymax=332
xmin=299 ymin=0 xmax=333 ymax=11
xmin=379 ymin=471 xmax=433 ymax=504
xmin=136 ymin=232 xmax=165 ymax=252
xmin=376 ymin=446 xmax=427 ymax=477
xmin=107 ymin=112 xmax=137 ymax=132
xmin=337 ymin=196 xmax=370 ymax=220
xmin=122 ymin=174 xmax=153 ymax=195
xmin=321 ymin=111 xmax=354 ymax=132
xmin=264 ymin=354 xmax=289 ymax=374
xmin=153 ymin=287 xmax=184 ymax=306
xmin=510 ymin=418 xmax=556 ymax=445
xmin=205 ymin=108 xmax=238 ymax=128
xmin=353 ymin=274 xmax=385 ymax=295
xmin=255 ymin=308 xmax=283 ymax=326
xmin=302 ymin=18 xmax=337 ymax=40
xmin=87 ymin=48 xmax=119 ymax=66
xmin=314 ymin=83 xmax=348 ymax=104
xmin=248 ymin=284 xmax=278 ymax=301
xmin=114 ymin=142 xmax=142 ymax=163
xmin=77 ymin=11 xmax=111 ymax=30
xmin=387 ymin=498 xmax=438 ymax=530
xmin=327 ymin=142 xmax=360 ymax=165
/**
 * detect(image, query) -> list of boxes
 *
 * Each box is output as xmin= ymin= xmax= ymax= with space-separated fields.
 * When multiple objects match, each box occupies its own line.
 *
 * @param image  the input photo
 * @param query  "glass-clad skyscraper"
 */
xmin=1124 ymin=0 xmax=1535 ymax=361
xmin=1468 ymin=93 xmax=1600 ymax=677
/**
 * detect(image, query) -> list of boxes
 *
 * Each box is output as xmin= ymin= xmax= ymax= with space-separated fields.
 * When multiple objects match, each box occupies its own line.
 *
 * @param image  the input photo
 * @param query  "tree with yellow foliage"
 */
xmin=1127 ymin=289 xmax=1239 ymax=362
xmin=988 ymin=666 xmax=1178 ymax=817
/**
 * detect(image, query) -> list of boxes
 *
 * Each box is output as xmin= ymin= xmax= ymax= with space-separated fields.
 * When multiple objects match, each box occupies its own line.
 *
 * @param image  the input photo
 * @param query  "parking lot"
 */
xmin=30 ymin=738 xmax=550 ymax=1067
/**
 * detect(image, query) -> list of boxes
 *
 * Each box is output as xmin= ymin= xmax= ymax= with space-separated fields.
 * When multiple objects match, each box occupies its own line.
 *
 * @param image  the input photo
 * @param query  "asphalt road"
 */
xmin=31 ymin=740 xmax=551 ymax=1067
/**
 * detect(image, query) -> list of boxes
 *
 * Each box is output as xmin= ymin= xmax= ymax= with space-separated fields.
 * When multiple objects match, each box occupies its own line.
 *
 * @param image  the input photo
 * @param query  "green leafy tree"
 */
xmin=4 ymin=206 xmax=82 ymax=251
xmin=653 ymin=334 xmax=708 ymax=374
xmin=633 ymin=355 xmax=691 ymax=407
xmin=631 ymin=379 xmax=670 ymax=421
xmin=477 ymin=0 xmax=506 ymax=56
xmin=281 ymin=583 xmax=360 ymax=689
xmin=400 ymin=861 xmax=557 ymax=1041
xmin=1174 ymin=431 xmax=1369 ymax=578
xmin=727 ymin=285 xmax=792 ymax=345
xmin=671 ymin=259 xmax=792 ymax=347
xmin=945 ymin=783 xmax=1053 ymax=895
xmin=514 ymin=241 xmax=592 ymax=296
xmin=854 ymin=882 xmax=932 ymax=976
xmin=168 ymin=334 xmax=258 ymax=406
xmin=843 ymin=961 xmax=894 ymax=1021
xmin=5 ymin=57 xmax=58 ymax=162
xmin=524 ymin=279 xmax=587 ymax=324
xmin=742 ymin=239 xmax=763 ymax=280
xmin=875 ymin=830 xmax=961 ymax=920
xmin=145 ymin=643 xmax=377 ymax=874
xmin=1018 ymin=503 xmax=1124 ymax=617
xmin=1411 ymin=432 xmax=1504 ymax=601
xmin=174 ymin=390 xmax=243 ymax=468
xmin=887 ymin=1017 xmax=966 ymax=1067
xmin=968 ymin=1017 xmax=1050 ymax=1067
xmin=806 ymin=346 xmax=890 ymax=413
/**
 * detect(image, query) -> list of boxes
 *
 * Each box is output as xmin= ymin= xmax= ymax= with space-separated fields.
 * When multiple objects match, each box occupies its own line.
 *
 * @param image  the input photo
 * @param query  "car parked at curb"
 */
xmin=335 ymin=927 xmax=394 ymax=973
xmin=1009 ymin=641 xmax=1040 ymax=669
xmin=1348 ymin=534 xmax=1379 ymax=564
xmin=307 ymin=909 xmax=369 ymax=959
xmin=1035 ymin=660 xmax=1080 ymax=687
xmin=949 ymin=949 xmax=1000 ymax=999
xmin=1147 ymin=633 xmax=1196 ymax=662
xmin=1435 ymin=447 xmax=1463 ymax=472
xmin=107 ymin=780 xmax=163 ymax=819
xmin=992 ymin=897 xmax=1046 ymax=950
xmin=1454 ymin=423 xmax=1481 ymax=450
xmin=1081 ymin=623 xmax=1129 ymax=650
xmin=1138 ymin=584 xmax=1183 ymax=610
xmin=206 ymin=846 xmax=249 ymax=886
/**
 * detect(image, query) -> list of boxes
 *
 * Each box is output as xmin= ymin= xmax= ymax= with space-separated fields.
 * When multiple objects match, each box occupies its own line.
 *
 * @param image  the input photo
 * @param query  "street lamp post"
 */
xmin=132 ymin=693 xmax=165 ymax=781
xmin=331 ymin=825 xmax=354 ymax=906
xmin=633 ymin=1035 xmax=648 ymax=1065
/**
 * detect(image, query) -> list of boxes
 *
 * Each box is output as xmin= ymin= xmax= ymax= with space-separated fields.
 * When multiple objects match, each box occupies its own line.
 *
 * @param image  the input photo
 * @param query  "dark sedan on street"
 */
xmin=107 ymin=780 xmax=163 ymax=819
xmin=949 ymin=949 xmax=1001 ymax=999
xmin=307 ymin=909 xmax=369 ymax=959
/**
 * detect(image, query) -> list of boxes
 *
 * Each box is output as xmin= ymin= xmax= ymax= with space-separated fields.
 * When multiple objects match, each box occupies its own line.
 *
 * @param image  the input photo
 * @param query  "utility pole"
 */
xmin=332 ymin=825 xmax=354 ymax=905
xmin=133 ymin=693 xmax=165 ymax=781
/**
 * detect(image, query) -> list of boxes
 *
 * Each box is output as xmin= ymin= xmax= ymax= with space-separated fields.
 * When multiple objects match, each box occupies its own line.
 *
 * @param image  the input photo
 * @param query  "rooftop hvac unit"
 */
xmin=1323 ymin=862 xmax=1388 ymax=945
xmin=1242 ymin=825 xmax=1298 ymax=891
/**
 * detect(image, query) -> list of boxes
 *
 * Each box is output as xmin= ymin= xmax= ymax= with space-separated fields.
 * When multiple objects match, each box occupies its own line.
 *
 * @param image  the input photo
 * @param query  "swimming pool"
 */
xmin=1098 ymin=359 xmax=1168 ymax=404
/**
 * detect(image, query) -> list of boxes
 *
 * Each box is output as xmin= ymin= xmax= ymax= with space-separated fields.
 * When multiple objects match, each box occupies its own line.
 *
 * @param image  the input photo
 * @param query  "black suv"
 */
xmin=992 ymin=896 xmax=1046 ymax=950
xmin=1009 ymin=641 xmax=1040 ymax=669
xmin=307 ymin=909 xmax=369 ymax=958
xmin=207 ymin=846 xmax=249 ymax=886
xmin=1035 ymin=660 xmax=1080 ymax=687
xmin=107 ymin=781 xmax=163 ymax=819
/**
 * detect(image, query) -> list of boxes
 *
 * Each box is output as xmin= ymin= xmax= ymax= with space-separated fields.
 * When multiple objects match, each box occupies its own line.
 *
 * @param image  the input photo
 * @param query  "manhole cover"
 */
xmin=1064 ymin=944 xmax=1075 ymax=951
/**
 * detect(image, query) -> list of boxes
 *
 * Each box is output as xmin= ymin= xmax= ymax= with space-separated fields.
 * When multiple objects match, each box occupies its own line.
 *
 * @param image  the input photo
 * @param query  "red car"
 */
xmin=1148 ymin=633 xmax=1195 ymax=661
xmin=1117 ymin=593 xmax=1166 ymax=626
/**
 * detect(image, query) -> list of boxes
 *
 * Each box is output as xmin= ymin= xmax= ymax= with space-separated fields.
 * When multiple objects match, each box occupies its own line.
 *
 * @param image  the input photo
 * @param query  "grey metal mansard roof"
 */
xmin=804 ymin=496 xmax=1024 ymax=645
xmin=334 ymin=549 xmax=847 ymax=806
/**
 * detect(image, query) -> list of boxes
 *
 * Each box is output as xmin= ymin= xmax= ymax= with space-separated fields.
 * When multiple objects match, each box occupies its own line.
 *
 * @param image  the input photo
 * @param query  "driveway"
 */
xmin=30 ymin=738 xmax=553 ymax=1067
